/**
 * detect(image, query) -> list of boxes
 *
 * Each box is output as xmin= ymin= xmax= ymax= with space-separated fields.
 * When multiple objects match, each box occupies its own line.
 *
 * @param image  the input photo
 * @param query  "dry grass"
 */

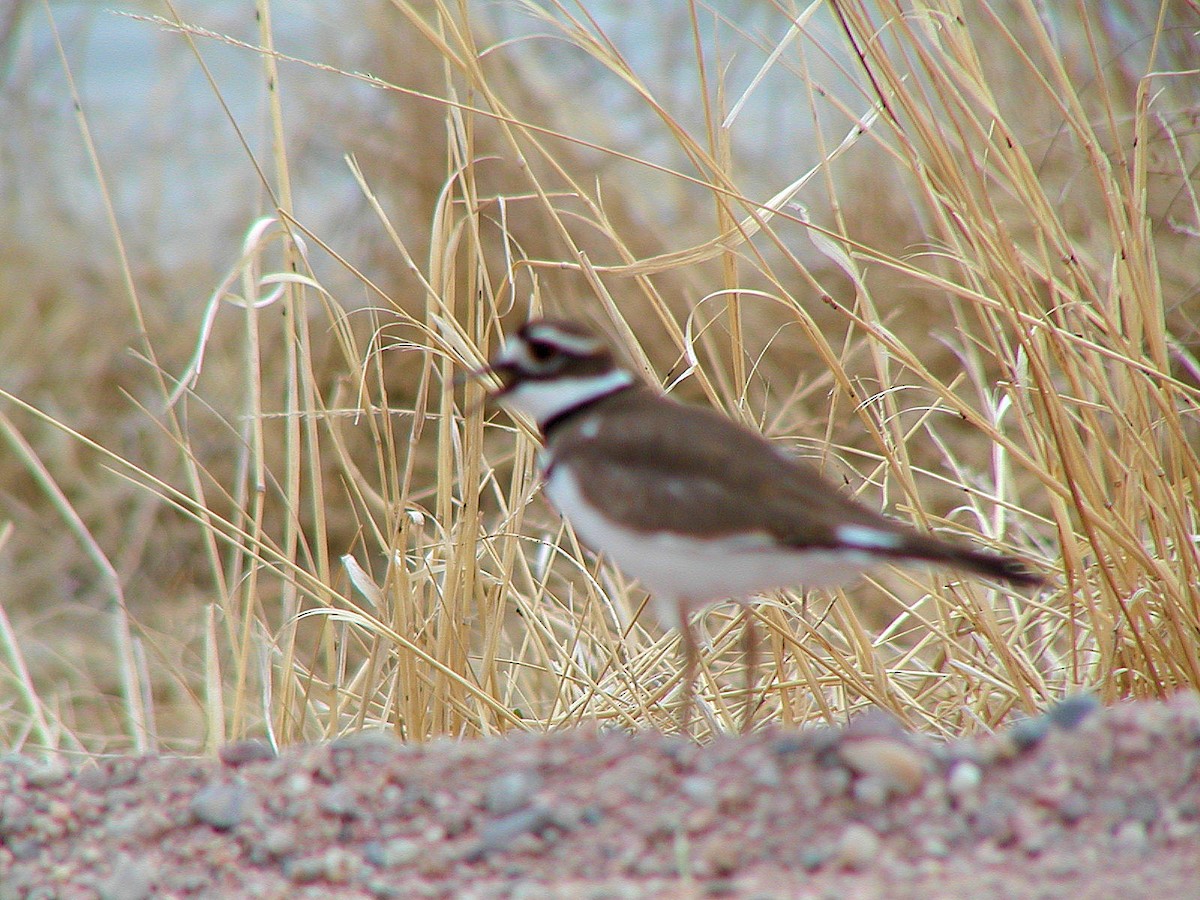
xmin=1 ymin=0 xmax=1196 ymax=754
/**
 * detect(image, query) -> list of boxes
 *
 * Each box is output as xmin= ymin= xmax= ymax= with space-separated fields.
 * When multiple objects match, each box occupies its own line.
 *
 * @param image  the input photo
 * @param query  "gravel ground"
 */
xmin=3 ymin=693 xmax=1199 ymax=899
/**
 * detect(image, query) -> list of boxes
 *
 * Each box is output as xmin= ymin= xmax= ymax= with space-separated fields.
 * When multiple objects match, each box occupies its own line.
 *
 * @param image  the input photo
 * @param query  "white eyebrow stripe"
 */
xmin=523 ymin=325 xmax=603 ymax=355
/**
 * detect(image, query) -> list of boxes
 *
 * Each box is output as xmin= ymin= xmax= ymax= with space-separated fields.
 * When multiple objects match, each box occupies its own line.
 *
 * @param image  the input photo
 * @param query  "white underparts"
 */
xmin=544 ymin=465 xmax=878 ymax=630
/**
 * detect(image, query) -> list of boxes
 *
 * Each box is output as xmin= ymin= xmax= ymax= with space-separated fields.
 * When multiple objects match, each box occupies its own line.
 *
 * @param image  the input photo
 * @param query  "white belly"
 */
xmin=543 ymin=465 xmax=875 ymax=626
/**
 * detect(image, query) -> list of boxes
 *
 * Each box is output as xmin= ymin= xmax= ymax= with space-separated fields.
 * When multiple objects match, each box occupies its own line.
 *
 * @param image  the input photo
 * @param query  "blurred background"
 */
xmin=1 ymin=0 xmax=1197 ymax=754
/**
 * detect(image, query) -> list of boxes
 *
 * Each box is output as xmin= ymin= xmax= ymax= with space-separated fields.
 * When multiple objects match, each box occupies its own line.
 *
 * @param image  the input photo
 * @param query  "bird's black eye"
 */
xmin=528 ymin=340 xmax=557 ymax=363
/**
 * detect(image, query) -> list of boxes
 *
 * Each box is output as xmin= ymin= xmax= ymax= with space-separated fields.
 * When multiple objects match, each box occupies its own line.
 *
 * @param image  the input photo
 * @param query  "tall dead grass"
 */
xmin=1 ymin=0 xmax=1196 ymax=753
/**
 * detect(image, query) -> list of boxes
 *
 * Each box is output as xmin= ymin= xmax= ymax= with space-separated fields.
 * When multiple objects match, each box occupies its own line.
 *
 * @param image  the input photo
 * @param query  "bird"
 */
xmin=484 ymin=318 xmax=1045 ymax=732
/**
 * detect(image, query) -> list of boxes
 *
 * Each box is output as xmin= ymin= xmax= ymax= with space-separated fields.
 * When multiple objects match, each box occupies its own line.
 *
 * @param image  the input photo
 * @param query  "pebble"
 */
xmin=1012 ymin=807 xmax=1051 ymax=854
xmin=685 ymin=807 xmax=717 ymax=832
xmin=1164 ymin=815 xmax=1200 ymax=842
xmin=364 ymin=878 xmax=406 ymax=899
xmin=1047 ymin=694 xmax=1099 ymax=730
xmin=505 ymin=830 xmax=544 ymax=855
xmin=484 ymin=769 xmax=542 ymax=816
xmin=219 ymin=741 xmax=276 ymax=767
xmin=105 ymin=760 xmax=141 ymax=788
xmin=1097 ymin=795 xmax=1130 ymax=822
xmin=284 ymin=771 xmax=313 ymax=797
xmin=1030 ymin=767 xmax=1072 ymax=807
xmin=1056 ymin=790 xmax=1091 ymax=824
xmin=1044 ymin=853 xmax=1082 ymax=878
xmin=104 ymin=807 xmax=173 ymax=842
xmin=1128 ymin=792 xmax=1160 ymax=826
xmin=415 ymin=846 xmax=453 ymax=879
xmin=946 ymin=760 xmax=982 ymax=800
xmin=330 ymin=728 xmax=403 ymax=751
xmin=839 ymin=737 xmax=926 ymax=797
xmin=580 ymin=804 xmax=604 ymax=825
xmin=321 ymin=847 xmax=358 ymax=882
xmin=367 ymin=837 xmax=421 ymax=868
xmin=1114 ymin=726 xmax=1155 ymax=758
xmin=818 ymin=766 xmax=852 ymax=798
xmin=843 ymin=708 xmax=909 ymax=740
xmin=798 ymin=845 xmax=830 ymax=872
xmin=770 ymin=734 xmax=808 ymax=757
xmin=750 ymin=754 xmax=783 ymax=789
xmin=1113 ymin=818 xmax=1150 ymax=854
xmin=439 ymin=806 xmax=472 ymax=837
xmin=808 ymin=726 xmax=843 ymax=757
xmin=971 ymin=795 xmax=1017 ymax=843
xmin=702 ymin=877 xmax=738 ymax=896
xmin=468 ymin=805 xmax=554 ymax=859
xmin=702 ymin=839 xmax=741 ymax=876
xmin=96 ymin=853 xmax=154 ymax=900
xmin=851 ymin=775 xmax=892 ymax=807
xmin=319 ymin=784 xmax=360 ymax=818
xmin=190 ymin=780 xmax=250 ymax=830
xmin=835 ymin=823 xmax=880 ymax=870
xmin=583 ymin=887 xmax=642 ymax=900
xmin=975 ymin=735 xmax=1012 ymax=765
xmin=1007 ymin=716 xmax=1051 ymax=751
xmin=260 ymin=825 xmax=297 ymax=858
xmin=545 ymin=802 xmax=584 ymax=831
xmin=508 ymin=881 xmax=555 ymax=900
xmin=913 ymin=856 xmax=947 ymax=878
xmin=24 ymin=760 xmax=68 ymax=789
xmin=681 ymin=776 xmax=718 ymax=805
xmin=75 ymin=766 xmax=110 ymax=791
xmin=633 ymin=851 xmax=679 ymax=878
xmin=282 ymin=855 xmax=326 ymax=884
xmin=976 ymin=843 xmax=1007 ymax=865
xmin=919 ymin=836 xmax=950 ymax=858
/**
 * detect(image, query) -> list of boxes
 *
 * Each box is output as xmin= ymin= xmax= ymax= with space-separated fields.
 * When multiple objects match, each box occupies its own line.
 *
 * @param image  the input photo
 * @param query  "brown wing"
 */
xmin=550 ymin=387 xmax=1043 ymax=585
xmin=550 ymin=388 xmax=895 ymax=544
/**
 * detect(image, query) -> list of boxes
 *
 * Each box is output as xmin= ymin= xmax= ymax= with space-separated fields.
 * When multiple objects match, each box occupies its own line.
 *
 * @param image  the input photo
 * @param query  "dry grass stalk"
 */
xmin=1 ymin=0 xmax=1195 ymax=752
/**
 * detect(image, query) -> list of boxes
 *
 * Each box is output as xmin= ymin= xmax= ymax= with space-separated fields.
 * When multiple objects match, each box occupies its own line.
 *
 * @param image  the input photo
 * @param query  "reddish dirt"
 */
xmin=3 ymin=693 xmax=1199 ymax=899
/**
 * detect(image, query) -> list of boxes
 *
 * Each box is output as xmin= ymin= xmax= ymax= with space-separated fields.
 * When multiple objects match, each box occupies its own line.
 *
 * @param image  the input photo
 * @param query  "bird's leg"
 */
xmin=739 ymin=602 xmax=758 ymax=734
xmin=678 ymin=601 xmax=698 ymax=737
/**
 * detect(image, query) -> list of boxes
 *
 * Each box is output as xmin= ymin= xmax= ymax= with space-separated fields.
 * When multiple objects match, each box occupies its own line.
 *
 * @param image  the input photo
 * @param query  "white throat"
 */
xmin=499 ymin=370 xmax=634 ymax=429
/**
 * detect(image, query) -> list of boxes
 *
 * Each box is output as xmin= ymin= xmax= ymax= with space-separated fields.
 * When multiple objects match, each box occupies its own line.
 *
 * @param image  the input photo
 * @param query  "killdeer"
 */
xmin=486 ymin=318 xmax=1044 ymax=730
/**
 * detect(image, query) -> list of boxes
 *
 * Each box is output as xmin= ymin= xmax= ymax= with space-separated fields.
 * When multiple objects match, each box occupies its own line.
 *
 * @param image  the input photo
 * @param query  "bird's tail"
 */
xmin=902 ymin=534 xmax=1046 ymax=587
